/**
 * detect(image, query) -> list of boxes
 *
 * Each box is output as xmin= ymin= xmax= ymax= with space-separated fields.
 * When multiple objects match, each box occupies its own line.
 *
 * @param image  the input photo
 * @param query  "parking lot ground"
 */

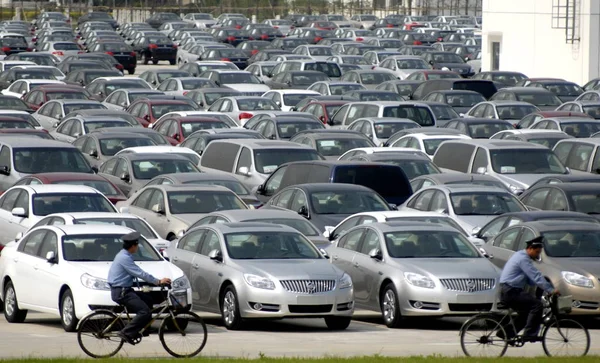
xmin=2 ymin=311 xmax=600 ymax=358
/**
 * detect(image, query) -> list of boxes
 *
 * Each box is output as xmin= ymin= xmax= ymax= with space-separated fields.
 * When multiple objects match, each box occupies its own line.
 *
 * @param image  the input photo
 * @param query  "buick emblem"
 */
xmin=467 ymin=280 xmax=476 ymax=292
xmin=306 ymin=281 xmax=316 ymax=293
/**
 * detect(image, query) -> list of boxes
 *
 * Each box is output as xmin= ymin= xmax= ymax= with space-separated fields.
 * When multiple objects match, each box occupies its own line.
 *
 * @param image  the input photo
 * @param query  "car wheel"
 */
xmin=152 ymin=59 xmax=159 ymax=65
xmin=60 ymin=289 xmax=78 ymax=332
xmin=220 ymin=285 xmax=243 ymax=330
xmin=380 ymin=283 xmax=402 ymax=328
xmin=3 ymin=281 xmax=27 ymax=323
xmin=127 ymin=68 xmax=135 ymax=75
xmin=324 ymin=316 xmax=351 ymax=330
xmin=169 ymin=59 xmax=176 ymax=65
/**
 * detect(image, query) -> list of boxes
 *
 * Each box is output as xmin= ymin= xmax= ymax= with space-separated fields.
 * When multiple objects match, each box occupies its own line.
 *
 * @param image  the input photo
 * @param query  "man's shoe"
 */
xmin=117 ymin=331 xmax=137 ymax=345
xmin=523 ymin=336 xmax=543 ymax=343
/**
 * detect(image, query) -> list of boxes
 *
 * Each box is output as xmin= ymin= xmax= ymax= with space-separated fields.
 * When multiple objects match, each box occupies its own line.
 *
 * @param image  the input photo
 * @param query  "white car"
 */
xmin=154 ymin=110 xmax=240 ymax=129
xmin=182 ymin=13 xmax=217 ymax=28
xmin=337 ymin=146 xmax=427 ymax=160
xmin=0 ymin=185 xmax=117 ymax=245
xmin=24 ymin=212 xmax=170 ymax=251
xmin=1 ymin=79 xmax=65 ymax=98
xmin=11 ymin=65 xmax=66 ymax=81
xmin=207 ymin=96 xmax=280 ymax=126
xmin=292 ymin=45 xmax=334 ymax=61
xmin=0 ymin=60 xmax=36 ymax=72
xmin=261 ymin=90 xmax=320 ymax=112
xmin=198 ymin=70 xmax=270 ymax=96
xmin=374 ymin=55 xmax=432 ymax=79
xmin=115 ymin=145 xmax=202 ymax=166
xmin=322 ymin=210 xmax=485 ymax=247
xmin=156 ymin=77 xmax=217 ymax=97
xmin=389 ymin=133 xmax=472 ymax=159
xmin=0 ymin=225 xmax=191 ymax=331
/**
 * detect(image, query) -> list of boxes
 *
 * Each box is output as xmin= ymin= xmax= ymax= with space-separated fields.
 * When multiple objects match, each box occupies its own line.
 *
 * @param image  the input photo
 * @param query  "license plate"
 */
xmin=457 ymin=294 xmax=487 ymax=303
xmin=297 ymin=296 xmax=320 ymax=304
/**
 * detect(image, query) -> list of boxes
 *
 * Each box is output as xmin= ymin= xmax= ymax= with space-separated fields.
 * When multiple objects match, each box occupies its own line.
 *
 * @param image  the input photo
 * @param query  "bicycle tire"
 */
xmin=77 ymin=310 xmax=125 ymax=358
xmin=460 ymin=315 xmax=508 ymax=357
xmin=542 ymin=318 xmax=590 ymax=357
xmin=159 ymin=311 xmax=208 ymax=358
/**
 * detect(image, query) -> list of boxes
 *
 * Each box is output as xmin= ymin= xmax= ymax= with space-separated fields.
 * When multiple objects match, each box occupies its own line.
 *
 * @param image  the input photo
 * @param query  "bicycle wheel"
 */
xmin=542 ymin=319 xmax=590 ymax=357
xmin=159 ymin=311 xmax=208 ymax=358
xmin=77 ymin=311 xmax=125 ymax=358
xmin=460 ymin=315 xmax=508 ymax=357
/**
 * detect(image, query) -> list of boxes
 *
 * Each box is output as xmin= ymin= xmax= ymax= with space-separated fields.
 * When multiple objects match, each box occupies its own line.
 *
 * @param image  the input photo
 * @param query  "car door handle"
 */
xmin=353 ymin=262 xmax=359 ymax=267
xmin=171 ymin=257 xmax=179 ymax=262
xmin=332 ymin=255 xmax=338 ymax=260
xmin=192 ymin=264 xmax=199 ymax=269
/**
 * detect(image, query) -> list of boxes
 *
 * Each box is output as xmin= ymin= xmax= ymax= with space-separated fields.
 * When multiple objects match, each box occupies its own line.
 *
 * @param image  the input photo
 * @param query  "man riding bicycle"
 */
xmin=107 ymin=231 xmax=172 ymax=345
xmin=499 ymin=236 xmax=560 ymax=342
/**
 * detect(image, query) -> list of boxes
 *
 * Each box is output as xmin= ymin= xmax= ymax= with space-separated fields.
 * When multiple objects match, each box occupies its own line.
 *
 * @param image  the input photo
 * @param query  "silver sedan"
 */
xmin=326 ymin=222 xmax=499 ymax=328
xmin=167 ymin=222 xmax=354 ymax=330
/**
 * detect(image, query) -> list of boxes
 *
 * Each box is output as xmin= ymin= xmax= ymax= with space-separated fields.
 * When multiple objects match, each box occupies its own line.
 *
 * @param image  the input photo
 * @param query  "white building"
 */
xmin=481 ymin=0 xmax=600 ymax=85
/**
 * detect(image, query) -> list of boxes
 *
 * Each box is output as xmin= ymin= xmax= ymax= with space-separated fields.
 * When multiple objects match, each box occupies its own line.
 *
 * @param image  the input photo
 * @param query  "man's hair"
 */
xmin=123 ymin=240 xmax=138 ymax=250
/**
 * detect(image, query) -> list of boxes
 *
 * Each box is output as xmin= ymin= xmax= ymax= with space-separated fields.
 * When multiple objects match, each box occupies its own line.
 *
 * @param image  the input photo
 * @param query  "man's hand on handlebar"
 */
xmin=159 ymin=278 xmax=172 ymax=286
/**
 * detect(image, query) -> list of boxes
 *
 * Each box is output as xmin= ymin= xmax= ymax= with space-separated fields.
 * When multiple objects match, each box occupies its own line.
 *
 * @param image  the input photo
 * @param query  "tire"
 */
xmin=159 ymin=311 xmax=207 ymax=358
xmin=60 ymin=289 xmax=79 ymax=332
xmin=324 ymin=316 xmax=351 ymax=330
xmin=460 ymin=315 xmax=508 ymax=357
xmin=169 ymin=59 xmax=176 ymax=65
xmin=3 ymin=281 xmax=27 ymax=323
xmin=542 ymin=318 xmax=590 ymax=357
xmin=220 ymin=285 xmax=243 ymax=330
xmin=127 ymin=68 xmax=135 ymax=75
xmin=152 ymin=59 xmax=159 ymax=65
xmin=77 ymin=310 xmax=124 ymax=358
xmin=380 ymin=283 xmax=402 ymax=328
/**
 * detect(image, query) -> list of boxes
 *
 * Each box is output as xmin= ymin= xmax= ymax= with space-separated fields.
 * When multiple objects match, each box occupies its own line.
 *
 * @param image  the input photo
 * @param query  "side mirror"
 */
xmin=459 ymin=113 xmax=465 ymax=117
xmin=237 ymin=166 xmax=251 ymax=176
xmin=472 ymin=226 xmax=482 ymax=236
xmin=119 ymin=206 xmax=130 ymax=213
xmin=256 ymin=184 xmax=265 ymax=195
xmin=53 ymin=122 xmax=60 ymax=128
xmin=11 ymin=207 xmax=27 ymax=218
xmin=172 ymin=133 xmax=180 ymax=140
xmin=319 ymin=115 xmax=326 ymax=123
xmin=151 ymin=203 xmax=165 ymax=214
xmin=479 ymin=248 xmax=493 ymax=259
xmin=91 ymin=166 xmax=98 ymax=174
xmin=89 ymin=150 xmax=98 ymax=158
xmin=79 ymin=79 xmax=84 ymax=85
xmin=15 ymin=232 xmax=23 ymax=240
xmin=429 ymin=60 xmax=434 ymax=65
xmin=208 ymin=249 xmax=223 ymax=262
xmin=388 ymin=203 xmax=398 ymax=210
xmin=476 ymin=167 xmax=487 ymax=174
xmin=323 ymin=226 xmax=334 ymax=239
xmin=319 ymin=248 xmax=330 ymax=259
xmin=120 ymin=172 xmax=130 ymax=182
xmin=143 ymin=115 xmax=151 ymax=121
xmin=297 ymin=205 xmax=309 ymax=218
xmin=45 ymin=251 xmax=57 ymax=264
xmin=369 ymin=248 xmax=383 ymax=260
xmin=0 ymin=165 xmax=10 ymax=176
xmin=595 ymin=168 xmax=600 ymax=175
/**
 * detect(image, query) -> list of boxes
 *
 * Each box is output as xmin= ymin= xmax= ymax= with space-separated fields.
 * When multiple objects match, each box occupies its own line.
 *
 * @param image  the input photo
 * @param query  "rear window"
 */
xmin=452 ymin=81 xmax=497 ymax=99
xmin=332 ymin=165 xmax=412 ymax=202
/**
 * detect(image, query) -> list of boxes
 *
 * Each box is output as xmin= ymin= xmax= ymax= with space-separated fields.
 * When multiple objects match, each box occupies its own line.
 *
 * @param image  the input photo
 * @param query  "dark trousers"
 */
xmin=500 ymin=284 xmax=544 ymax=337
xmin=111 ymin=287 xmax=153 ymax=338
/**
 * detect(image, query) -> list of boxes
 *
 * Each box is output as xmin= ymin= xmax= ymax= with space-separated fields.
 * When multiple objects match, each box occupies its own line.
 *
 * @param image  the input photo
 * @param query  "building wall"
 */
xmin=481 ymin=0 xmax=600 ymax=85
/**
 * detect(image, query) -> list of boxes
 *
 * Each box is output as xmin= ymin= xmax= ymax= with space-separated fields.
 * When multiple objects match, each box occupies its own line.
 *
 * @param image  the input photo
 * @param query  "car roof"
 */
xmin=43 ymin=212 xmax=140 ymax=220
xmin=195 ymin=222 xmax=296 ymax=234
xmin=145 ymin=184 xmax=231 ymax=192
xmin=0 ymin=138 xmax=77 ymax=148
xmin=362 ymin=152 xmax=432 ymax=162
xmin=496 ymin=211 xmax=596 ymax=221
xmin=501 ymin=87 xmax=555 ymax=94
xmin=290 ymin=182 xmax=375 ymax=192
xmin=415 ymin=173 xmax=503 ymax=183
xmin=358 ymin=221 xmax=457 ymax=233
xmin=27 ymin=172 xmax=110 ymax=182
xmin=38 ymin=224 xmax=134 ymax=236
xmin=117 ymin=146 xmax=197 ymax=154
xmin=12 ymin=184 xmax=100 ymax=194
xmin=206 ymin=209 xmax=305 ymax=220
xmin=440 ymin=139 xmax=547 ymax=149
xmin=158 ymin=173 xmax=239 ymax=183
xmin=116 ymin=153 xmax=191 ymax=161
xmin=520 ymin=220 xmax=600 ymax=232
xmin=540 ymin=182 xmax=600 ymax=192
xmin=210 ymin=139 xmax=313 ymax=149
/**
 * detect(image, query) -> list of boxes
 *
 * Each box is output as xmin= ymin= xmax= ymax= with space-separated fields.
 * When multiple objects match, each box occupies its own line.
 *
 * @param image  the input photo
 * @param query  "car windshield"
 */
xmin=0 ymin=113 xmax=38 ymax=126
xmin=468 ymin=122 xmax=513 ymax=138
xmin=359 ymin=72 xmax=396 ymax=84
xmin=304 ymin=62 xmax=340 ymax=77
xmin=374 ymin=122 xmax=416 ymax=138
xmin=62 ymin=234 xmax=160 ymax=262
xmin=131 ymin=159 xmax=199 ymax=179
xmin=582 ymin=106 xmax=600 ymax=118
xmin=427 ymin=72 xmax=460 ymax=80
xmin=429 ymin=105 xmax=460 ymax=120
xmin=281 ymin=94 xmax=312 ymax=106
xmin=542 ymin=230 xmax=600 ymax=257
xmin=84 ymin=121 xmax=131 ymax=132
xmin=496 ymin=106 xmax=539 ymax=120
xmin=13 ymin=147 xmax=91 ymax=173
xmin=356 ymin=92 xmax=403 ymax=102
xmin=245 ymin=218 xmax=319 ymax=236
xmin=387 ymin=216 xmax=467 ymax=236
xmin=32 ymin=193 xmax=114 ymax=216
xmin=385 ymin=230 xmax=479 ymax=258
xmin=181 ymin=79 xmax=213 ymax=90
xmin=0 ymin=121 xmax=31 ymax=129
xmin=55 ymin=180 xmax=121 ymax=196
xmin=527 ymin=137 xmax=563 ymax=149
xmin=491 ymin=149 xmax=567 ymax=174
xmin=516 ymin=93 xmax=562 ymax=106
xmin=46 ymin=91 xmax=88 ymax=100
xmin=277 ymin=122 xmax=323 ymax=139
xmin=156 ymin=71 xmax=188 ymax=83
xmin=183 ymin=179 xmax=249 ymax=195
xmin=151 ymin=104 xmax=194 ymax=118
xmin=181 ymin=121 xmax=229 ymax=137
xmin=291 ymin=72 xmax=329 ymax=85
xmin=64 ymin=103 xmax=106 ymax=114
xmin=99 ymin=137 xmax=155 ymax=156
xmin=316 ymin=138 xmax=373 ymax=156
xmin=193 ymin=14 xmax=212 ymax=20
xmin=423 ymin=138 xmax=461 ymax=155
xmin=220 ymin=73 xmax=261 ymax=84
xmin=382 ymin=106 xmax=434 ymax=126
xmin=341 ymin=56 xmax=369 ymax=65
xmin=545 ymin=83 xmax=583 ymax=96
xmin=254 ymin=149 xmax=321 ymax=174
xmin=54 ymin=42 xmax=79 ymax=50
xmin=330 ymin=84 xmax=365 ymax=95
xmin=203 ymin=91 xmax=238 ymax=105
xmin=431 ymin=53 xmax=464 ymax=63
xmin=446 ymin=93 xmax=485 ymax=107
xmin=167 ymin=191 xmax=246 ymax=214
xmin=491 ymin=73 xmax=526 ymax=86
xmin=450 ymin=192 xmax=525 ymax=216
xmin=384 ymin=159 xmax=441 ymax=179
xmin=569 ymin=193 xmax=600 ymax=214
xmin=225 ymin=231 xmax=320 ymax=259
xmin=561 ymin=122 xmax=600 ymax=138
xmin=396 ymin=59 xmax=429 ymax=69
xmin=1 ymin=38 xmax=26 ymax=46
xmin=104 ymin=81 xmax=148 ymax=93
xmin=236 ymin=98 xmax=278 ymax=111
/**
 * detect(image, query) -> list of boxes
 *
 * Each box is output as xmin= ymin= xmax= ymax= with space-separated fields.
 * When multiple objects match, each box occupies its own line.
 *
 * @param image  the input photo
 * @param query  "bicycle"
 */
xmin=459 ymin=294 xmax=590 ymax=357
xmin=76 ymin=286 xmax=207 ymax=358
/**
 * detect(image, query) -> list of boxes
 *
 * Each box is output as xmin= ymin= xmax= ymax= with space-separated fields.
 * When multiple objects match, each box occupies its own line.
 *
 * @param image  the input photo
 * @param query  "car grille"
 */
xmin=440 ymin=278 xmax=495 ymax=292
xmin=280 ymin=280 xmax=336 ymax=294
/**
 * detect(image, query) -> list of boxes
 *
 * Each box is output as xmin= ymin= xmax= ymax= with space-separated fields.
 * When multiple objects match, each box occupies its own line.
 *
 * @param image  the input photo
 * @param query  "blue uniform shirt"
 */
xmin=108 ymin=249 xmax=159 ymax=287
xmin=499 ymin=250 xmax=554 ymax=293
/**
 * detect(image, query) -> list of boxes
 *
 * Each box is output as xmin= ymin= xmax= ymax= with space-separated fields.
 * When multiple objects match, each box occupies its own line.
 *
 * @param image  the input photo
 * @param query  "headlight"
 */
xmin=508 ymin=185 xmax=524 ymax=195
xmin=172 ymin=275 xmax=190 ymax=289
xmin=81 ymin=273 xmax=110 ymax=290
xmin=244 ymin=274 xmax=275 ymax=290
xmin=562 ymin=271 xmax=593 ymax=288
xmin=338 ymin=273 xmax=352 ymax=289
xmin=404 ymin=272 xmax=435 ymax=289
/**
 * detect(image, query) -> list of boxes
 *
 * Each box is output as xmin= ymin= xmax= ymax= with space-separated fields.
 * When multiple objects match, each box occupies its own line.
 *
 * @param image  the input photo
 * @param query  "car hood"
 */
xmin=396 ymin=69 xmax=425 ymax=77
xmin=434 ymin=62 xmax=470 ymax=69
xmin=312 ymin=214 xmax=351 ymax=231
xmin=237 ymin=259 xmax=342 ymax=280
xmin=456 ymin=215 xmax=495 ymax=231
xmin=452 ymin=106 xmax=472 ymax=114
xmin=545 ymin=257 xmax=600 ymax=276
xmin=172 ymin=214 xmax=205 ymax=225
xmin=389 ymin=257 xmax=499 ymax=279
xmin=494 ymin=173 xmax=559 ymax=189
xmin=224 ymin=83 xmax=270 ymax=92
xmin=147 ymin=238 xmax=171 ymax=249
xmin=308 ymin=236 xmax=331 ymax=249
xmin=68 ymin=260 xmax=182 ymax=279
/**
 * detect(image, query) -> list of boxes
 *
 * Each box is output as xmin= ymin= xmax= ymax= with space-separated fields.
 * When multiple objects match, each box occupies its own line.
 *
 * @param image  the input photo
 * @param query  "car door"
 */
xmin=351 ymin=228 xmax=383 ymax=306
xmin=125 ymin=187 xmax=154 ymax=221
xmin=141 ymin=189 xmax=169 ymax=238
xmin=485 ymin=226 xmax=522 ymax=268
xmin=191 ymin=229 xmax=224 ymax=309
xmin=11 ymin=229 xmax=48 ymax=305
xmin=545 ymin=188 xmax=569 ymax=211
xmin=170 ymin=229 xmax=205 ymax=305
xmin=329 ymin=227 xmax=365 ymax=289
xmin=53 ymin=120 xmax=73 ymax=142
xmin=520 ymin=188 xmax=550 ymax=210
xmin=33 ymin=230 xmax=61 ymax=310
xmin=405 ymin=189 xmax=435 ymax=211
xmin=477 ymin=216 xmax=510 ymax=242
xmin=0 ymin=189 xmax=26 ymax=244
xmin=114 ymin=158 xmax=134 ymax=196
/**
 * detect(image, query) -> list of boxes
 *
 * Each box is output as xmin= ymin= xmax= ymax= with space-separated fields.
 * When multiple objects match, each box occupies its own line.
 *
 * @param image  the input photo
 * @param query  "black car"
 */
xmin=421 ymin=51 xmax=473 ymax=77
xmin=58 ymin=60 xmax=112 ymax=75
xmin=138 ymin=69 xmax=191 ymax=88
xmin=519 ymin=183 xmax=600 ymax=218
xmin=0 ymin=68 xmax=56 ymax=89
xmin=63 ymin=69 xmax=123 ymax=87
xmin=199 ymin=48 xmax=249 ymax=69
xmin=5 ymin=52 xmax=57 ymax=66
xmin=63 ymin=53 xmax=124 ymax=72
xmin=266 ymin=70 xmax=330 ymax=90
xmin=212 ymin=28 xmax=251 ymax=46
xmin=342 ymin=90 xmax=405 ymax=102
xmin=78 ymin=12 xmax=118 ymax=29
xmin=0 ymin=37 xmax=30 ymax=56
xmin=145 ymin=12 xmax=182 ymax=29
xmin=89 ymin=42 xmax=137 ymax=75
xmin=132 ymin=34 xmax=177 ymax=65
xmin=411 ymin=79 xmax=499 ymax=100
xmin=347 ymin=151 xmax=441 ymax=180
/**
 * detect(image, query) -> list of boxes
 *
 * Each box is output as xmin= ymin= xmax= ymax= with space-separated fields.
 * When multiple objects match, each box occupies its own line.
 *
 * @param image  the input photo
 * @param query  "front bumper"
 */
xmin=398 ymin=285 xmax=497 ymax=317
xmin=236 ymin=283 xmax=354 ymax=319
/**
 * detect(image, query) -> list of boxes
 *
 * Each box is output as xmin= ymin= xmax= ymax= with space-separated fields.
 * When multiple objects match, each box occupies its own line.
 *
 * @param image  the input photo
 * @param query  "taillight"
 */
xmin=1 ymin=47 xmax=10 ymax=52
xmin=235 ymin=25 xmax=241 ymax=29
xmin=32 ymin=37 xmax=37 ymax=42
xmin=290 ymin=26 xmax=295 ymax=29
xmin=26 ymin=47 xmax=32 ymax=51
xmin=239 ymin=112 xmax=253 ymax=120
xmin=251 ymin=49 xmax=259 ymax=55
xmin=387 ymin=24 xmax=394 ymax=28
xmin=437 ymin=37 xmax=443 ymax=41
xmin=148 ymin=44 xmax=158 ymax=49
xmin=77 ymin=51 xmax=85 ymax=54
xmin=106 ymin=51 xmax=114 ymax=56
xmin=130 ymin=52 xmax=136 ymax=57
xmin=356 ymin=37 xmax=363 ymax=41
xmin=260 ymin=34 xmax=269 ymax=40
xmin=221 ymin=57 xmax=230 ymax=61
xmin=227 ymin=36 xmax=236 ymax=42
xmin=116 ymin=64 xmax=124 ymax=70
xmin=273 ymin=26 xmax=279 ymax=29
xmin=52 ymin=51 xmax=64 ymax=56
xmin=183 ymin=91 xmax=189 ymax=96
xmin=413 ymin=40 xmax=422 ymax=45
xmin=314 ymin=36 xmax=322 ymax=42
xmin=172 ymin=44 xmax=177 ymax=49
